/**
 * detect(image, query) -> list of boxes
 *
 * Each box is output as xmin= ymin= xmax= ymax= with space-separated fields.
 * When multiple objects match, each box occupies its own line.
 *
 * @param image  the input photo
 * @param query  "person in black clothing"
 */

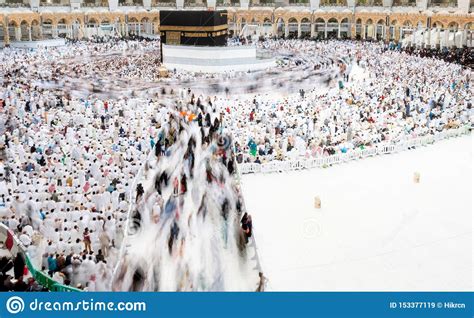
xmin=96 ymin=249 xmax=105 ymax=263
xmin=13 ymin=276 xmax=28 ymax=291
xmin=241 ymin=213 xmax=253 ymax=244
xmin=13 ymin=252 xmax=25 ymax=279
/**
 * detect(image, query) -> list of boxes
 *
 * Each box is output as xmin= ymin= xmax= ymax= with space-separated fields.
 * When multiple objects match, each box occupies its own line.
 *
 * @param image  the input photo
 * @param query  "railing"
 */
xmin=250 ymin=2 xmax=277 ymax=7
xmin=429 ymin=1 xmax=457 ymax=7
xmin=0 ymin=3 xmax=29 ymax=6
xmin=287 ymin=1 xmax=310 ymax=5
xmin=231 ymin=134 xmax=266 ymax=290
xmin=184 ymin=2 xmax=207 ymax=6
xmin=239 ymin=126 xmax=470 ymax=175
xmin=151 ymin=1 xmax=176 ymax=6
xmin=0 ymin=223 xmax=81 ymax=292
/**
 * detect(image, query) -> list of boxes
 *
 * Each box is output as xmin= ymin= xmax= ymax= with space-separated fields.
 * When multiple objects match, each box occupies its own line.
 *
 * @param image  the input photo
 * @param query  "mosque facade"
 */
xmin=0 ymin=1 xmax=472 ymax=44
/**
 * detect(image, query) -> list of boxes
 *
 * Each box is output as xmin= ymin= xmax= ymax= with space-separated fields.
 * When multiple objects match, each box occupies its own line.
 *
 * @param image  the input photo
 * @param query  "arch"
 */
xmin=432 ymin=21 xmax=444 ymax=29
xmin=56 ymin=18 xmax=69 ymax=38
xmin=300 ymin=17 xmax=311 ymax=38
xmin=31 ymin=19 xmax=41 ymax=41
xmin=447 ymin=21 xmax=458 ymax=30
xmin=87 ymin=18 xmax=98 ymax=26
xmin=315 ymin=17 xmax=325 ymax=24
xmin=314 ymin=17 xmax=326 ymax=39
xmin=375 ymin=18 xmax=385 ymax=40
xmin=20 ymin=20 xmax=29 ymax=41
xmin=140 ymin=17 xmax=151 ymax=34
xmin=42 ymin=19 xmax=54 ymax=40
xmin=8 ymin=20 xmax=17 ymax=41
xmin=328 ymin=17 xmax=338 ymax=24
xmin=402 ymin=20 xmax=413 ymax=27
xmin=365 ymin=19 xmax=373 ymax=25
xmin=276 ymin=17 xmax=285 ymax=38
xmin=128 ymin=17 xmax=139 ymax=23
xmin=287 ymin=18 xmax=298 ymax=38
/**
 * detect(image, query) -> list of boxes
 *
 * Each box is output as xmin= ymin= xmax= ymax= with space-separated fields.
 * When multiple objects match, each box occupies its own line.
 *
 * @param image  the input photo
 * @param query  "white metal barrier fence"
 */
xmin=239 ymin=126 xmax=471 ymax=174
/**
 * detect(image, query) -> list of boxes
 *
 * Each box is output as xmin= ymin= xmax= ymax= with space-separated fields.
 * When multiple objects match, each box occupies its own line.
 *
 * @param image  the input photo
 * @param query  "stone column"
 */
xmin=297 ymin=22 xmax=301 ymax=38
xmin=324 ymin=22 xmax=327 ymax=38
xmin=310 ymin=23 xmax=315 ymax=38
xmin=461 ymin=29 xmax=467 ymax=47
xmin=273 ymin=23 xmax=277 ymax=37
xmin=4 ymin=25 xmax=9 ymax=45
xmin=109 ymin=0 xmax=118 ymax=10
xmin=444 ymin=28 xmax=449 ymax=48
xmin=416 ymin=0 xmax=427 ymax=10
xmin=284 ymin=23 xmax=289 ymax=38
xmin=52 ymin=25 xmax=58 ymax=38
xmin=28 ymin=27 xmax=32 ymax=41
xmin=436 ymin=27 xmax=440 ymax=48
xmin=425 ymin=28 xmax=431 ymax=48
xmin=394 ymin=26 xmax=399 ymax=42
xmin=350 ymin=23 xmax=356 ymax=39
xmin=15 ymin=27 xmax=21 ymax=41
xmin=457 ymin=0 xmax=469 ymax=13
xmin=361 ymin=23 xmax=365 ymax=39
xmin=207 ymin=0 xmax=216 ymax=9
xmin=337 ymin=23 xmax=341 ymax=38
xmin=310 ymin=0 xmax=319 ymax=10
xmin=30 ymin=0 xmax=39 ymax=10
xmin=240 ymin=0 xmax=249 ymax=9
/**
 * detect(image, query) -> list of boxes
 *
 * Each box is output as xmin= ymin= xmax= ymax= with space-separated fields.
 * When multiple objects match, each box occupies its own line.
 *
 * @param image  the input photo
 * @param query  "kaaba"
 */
xmin=159 ymin=10 xmax=228 ymax=47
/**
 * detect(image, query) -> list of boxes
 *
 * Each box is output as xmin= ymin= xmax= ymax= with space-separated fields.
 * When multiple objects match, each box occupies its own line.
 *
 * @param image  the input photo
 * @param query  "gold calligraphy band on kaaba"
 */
xmin=159 ymin=25 xmax=228 ymax=32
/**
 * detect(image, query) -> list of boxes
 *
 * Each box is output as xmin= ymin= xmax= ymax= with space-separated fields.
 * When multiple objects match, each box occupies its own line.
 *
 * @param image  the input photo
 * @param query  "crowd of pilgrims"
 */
xmin=0 ymin=37 xmax=471 ymax=291
xmin=113 ymin=96 xmax=258 ymax=291
xmin=226 ymin=40 xmax=472 ymax=164
xmin=400 ymin=46 xmax=474 ymax=68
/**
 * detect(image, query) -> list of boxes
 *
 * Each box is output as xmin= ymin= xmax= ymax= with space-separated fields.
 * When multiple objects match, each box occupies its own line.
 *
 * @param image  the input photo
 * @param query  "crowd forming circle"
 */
xmin=0 ymin=38 xmax=471 ymax=291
